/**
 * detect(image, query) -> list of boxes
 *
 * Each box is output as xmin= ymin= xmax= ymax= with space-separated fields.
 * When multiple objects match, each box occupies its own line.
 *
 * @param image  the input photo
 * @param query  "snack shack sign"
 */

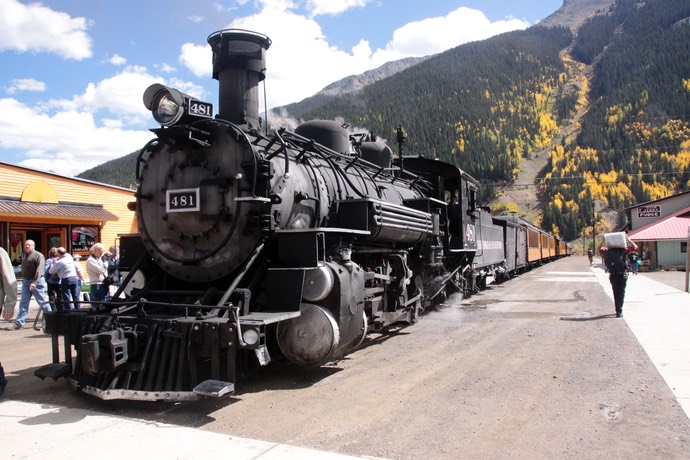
xmin=637 ymin=205 xmax=661 ymax=218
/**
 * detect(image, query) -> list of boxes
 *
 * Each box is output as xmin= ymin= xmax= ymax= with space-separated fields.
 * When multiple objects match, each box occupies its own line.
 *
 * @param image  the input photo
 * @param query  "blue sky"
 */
xmin=0 ymin=0 xmax=564 ymax=177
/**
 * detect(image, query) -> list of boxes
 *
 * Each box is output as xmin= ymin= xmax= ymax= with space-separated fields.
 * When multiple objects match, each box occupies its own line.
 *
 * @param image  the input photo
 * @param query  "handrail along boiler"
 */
xmin=35 ymin=30 xmax=568 ymax=401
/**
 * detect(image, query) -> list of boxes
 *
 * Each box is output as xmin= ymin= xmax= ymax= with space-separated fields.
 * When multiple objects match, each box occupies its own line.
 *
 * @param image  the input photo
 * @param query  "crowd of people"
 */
xmin=0 ymin=239 xmax=120 ymax=396
xmin=0 ymin=240 xmax=119 ymax=331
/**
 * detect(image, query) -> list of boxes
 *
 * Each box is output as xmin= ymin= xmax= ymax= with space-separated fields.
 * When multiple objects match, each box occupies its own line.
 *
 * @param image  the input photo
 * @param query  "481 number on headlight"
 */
xmin=187 ymin=100 xmax=213 ymax=118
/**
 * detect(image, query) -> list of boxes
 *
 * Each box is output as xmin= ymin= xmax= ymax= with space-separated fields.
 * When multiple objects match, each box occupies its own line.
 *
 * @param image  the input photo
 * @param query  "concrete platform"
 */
xmin=0 ymin=400 xmax=373 ymax=459
xmin=591 ymin=265 xmax=690 ymax=418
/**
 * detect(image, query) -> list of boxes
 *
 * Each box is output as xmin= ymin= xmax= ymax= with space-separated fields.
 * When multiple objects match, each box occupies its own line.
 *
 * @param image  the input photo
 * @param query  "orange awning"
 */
xmin=0 ymin=200 xmax=117 ymax=221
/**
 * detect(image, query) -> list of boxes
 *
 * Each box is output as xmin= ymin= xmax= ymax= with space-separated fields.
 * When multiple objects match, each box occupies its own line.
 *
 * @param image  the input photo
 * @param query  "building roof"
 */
xmin=628 ymin=206 xmax=690 ymax=241
xmin=0 ymin=200 xmax=118 ymax=221
xmin=0 ymin=160 xmax=134 ymax=193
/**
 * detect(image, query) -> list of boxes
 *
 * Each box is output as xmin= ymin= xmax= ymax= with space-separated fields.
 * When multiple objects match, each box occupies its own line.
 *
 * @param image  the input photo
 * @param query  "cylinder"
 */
xmin=302 ymin=266 xmax=335 ymax=302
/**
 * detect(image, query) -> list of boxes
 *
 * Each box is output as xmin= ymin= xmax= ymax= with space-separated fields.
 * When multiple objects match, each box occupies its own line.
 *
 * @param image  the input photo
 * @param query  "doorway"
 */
xmin=26 ymin=230 xmax=43 ymax=254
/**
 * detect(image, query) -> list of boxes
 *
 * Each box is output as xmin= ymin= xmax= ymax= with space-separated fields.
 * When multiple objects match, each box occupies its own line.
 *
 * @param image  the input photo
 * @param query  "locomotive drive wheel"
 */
xmin=276 ymin=303 xmax=340 ymax=366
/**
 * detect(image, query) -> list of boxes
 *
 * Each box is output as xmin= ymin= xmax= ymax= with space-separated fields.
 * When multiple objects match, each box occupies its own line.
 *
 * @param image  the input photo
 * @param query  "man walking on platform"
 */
xmin=13 ymin=240 xmax=50 ymax=330
xmin=601 ymin=233 xmax=638 ymax=318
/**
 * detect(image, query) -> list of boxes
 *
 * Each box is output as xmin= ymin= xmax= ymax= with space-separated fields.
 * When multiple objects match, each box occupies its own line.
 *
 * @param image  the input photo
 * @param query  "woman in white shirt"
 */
xmin=86 ymin=243 xmax=108 ymax=306
xmin=48 ymin=247 xmax=81 ymax=310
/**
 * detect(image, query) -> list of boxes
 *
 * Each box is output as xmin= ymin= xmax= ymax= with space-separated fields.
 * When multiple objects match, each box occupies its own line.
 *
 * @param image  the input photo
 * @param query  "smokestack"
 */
xmin=207 ymin=29 xmax=272 ymax=127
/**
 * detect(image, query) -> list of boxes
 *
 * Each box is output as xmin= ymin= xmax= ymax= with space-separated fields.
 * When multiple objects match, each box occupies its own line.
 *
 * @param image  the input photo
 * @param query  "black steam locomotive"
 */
xmin=35 ymin=30 xmax=568 ymax=401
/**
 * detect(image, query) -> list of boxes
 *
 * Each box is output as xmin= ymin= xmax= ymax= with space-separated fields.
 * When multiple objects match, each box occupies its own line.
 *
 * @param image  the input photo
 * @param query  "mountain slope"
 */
xmin=273 ymin=25 xmax=573 ymax=205
xmin=539 ymin=0 xmax=616 ymax=30
xmin=78 ymin=151 xmax=138 ymax=189
xmin=268 ymin=56 xmax=429 ymax=127
xmin=318 ymin=56 xmax=429 ymax=97
xmin=539 ymin=0 xmax=690 ymax=240
xmin=490 ymin=51 xmax=594 ymax=223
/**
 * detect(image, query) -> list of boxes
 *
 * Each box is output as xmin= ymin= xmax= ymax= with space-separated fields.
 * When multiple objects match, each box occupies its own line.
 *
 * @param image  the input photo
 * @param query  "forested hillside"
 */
xmin=78 ymin=151 xmax=138 ymax=189
xmin=278 ymin=0 xmax=690 ymax=240
xmin=540 ymin=0 xmax=690 ymax=240
xmin=280 ymin=26 xmax=573 ymax=205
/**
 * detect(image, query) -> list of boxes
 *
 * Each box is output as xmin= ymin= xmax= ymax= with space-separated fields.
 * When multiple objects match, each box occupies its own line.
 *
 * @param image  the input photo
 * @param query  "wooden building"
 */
xmin=0 ymin=160 xmax=136 ymax=270
xmin=625 ymin=190 xmax=690 ymax=271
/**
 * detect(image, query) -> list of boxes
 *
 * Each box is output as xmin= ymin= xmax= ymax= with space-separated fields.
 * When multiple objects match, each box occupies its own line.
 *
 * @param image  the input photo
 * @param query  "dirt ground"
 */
xmin=2 ymin=257 xmax=689 ymax=459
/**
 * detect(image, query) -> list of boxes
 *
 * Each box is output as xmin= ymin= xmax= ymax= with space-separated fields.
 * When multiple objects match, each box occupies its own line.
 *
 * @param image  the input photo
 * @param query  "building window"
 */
xmin=10 ymin=231 xmax=25 ymax=264
xmin=682 ymin=242 xmax=687 ymax=254
xmin=71 ymin=226 xmax=99 ymax=252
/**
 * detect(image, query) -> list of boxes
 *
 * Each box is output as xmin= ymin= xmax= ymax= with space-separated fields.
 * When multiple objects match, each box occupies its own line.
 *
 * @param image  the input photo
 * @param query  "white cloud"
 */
xmin=306 ymin=0 xmax=369 ymax=17
xmin=51 ymin=71 xmax=200 ymax=118
xmin=0 ymin=67 xmax=206 ymax=176
xmin=101 ymin=118 xmax=124 ymax=129
xmin=177 ymin=2 xmax=369 ymax=107
xmin=166 ymin=78 xmax=207 ymax=101
xmin=40 ymin=68 xmax=207 ymax=125
xmin=178 ymin=2 xmax=530 ymax=107
xmin=0 ymin=97 xmax=153 ymax=177
xmin=374 ymin=7 xmax=529 ymax=58
xmin=44 ymin=66 xmax=161 ymax=122
xmin=6 ymin=78 xmax=46 ymax=94
xmin=0 ymin=0 xmax=92 ymax=60
xmin=157 ymin=63 xmax=177 ymax=73
xmin=214 ymin=1 xmax=241 ymax=13
xmin=187 ymin=15 xmax=204 ymax=23
xmin=108 ymin=54 xmax=127 ymax=66
xmin=179 ymin=42 xmax=211 ymax=78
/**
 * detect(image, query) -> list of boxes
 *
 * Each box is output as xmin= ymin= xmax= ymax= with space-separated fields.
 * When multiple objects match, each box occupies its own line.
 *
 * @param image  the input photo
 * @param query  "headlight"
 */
xmin=152 ymin=91 xmax=183 ymax=126
xmin=242 ymin=328 xmax=260 ymax=346
xmin=143 ymin=84 xmax=213 ymax=127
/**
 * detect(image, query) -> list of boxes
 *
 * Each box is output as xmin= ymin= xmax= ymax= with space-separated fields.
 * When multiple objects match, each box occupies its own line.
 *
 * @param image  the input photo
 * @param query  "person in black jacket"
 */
xmin=104 ymin=245 xmax=120 ymax=300
xmin=601 ymin=235 xmax=638 ymax=318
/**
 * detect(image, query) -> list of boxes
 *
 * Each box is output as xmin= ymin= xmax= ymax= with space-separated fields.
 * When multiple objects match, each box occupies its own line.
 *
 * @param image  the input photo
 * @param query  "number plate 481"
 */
xmin=166 ymin=188 xmax=200 ymax=212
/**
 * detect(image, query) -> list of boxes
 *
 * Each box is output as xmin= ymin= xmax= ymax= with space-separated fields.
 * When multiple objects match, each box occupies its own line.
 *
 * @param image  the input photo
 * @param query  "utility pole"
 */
xmin=592 ymin=201 xmax=597 ymax=251
xmin=582 ymin=227 xmax=585 ymax=255
xmin=685 ymin=227 xmax=690 ymax=292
